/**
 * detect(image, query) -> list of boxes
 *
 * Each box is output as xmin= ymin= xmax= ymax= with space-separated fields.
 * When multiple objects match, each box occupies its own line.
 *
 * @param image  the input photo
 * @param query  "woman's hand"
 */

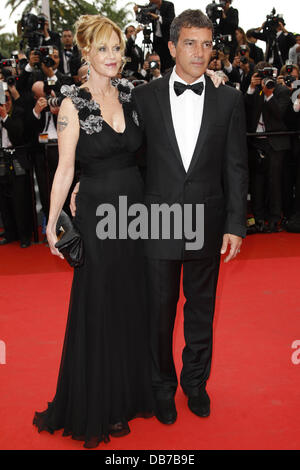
xmin=46 ymin=227 xmax=64 ymax=259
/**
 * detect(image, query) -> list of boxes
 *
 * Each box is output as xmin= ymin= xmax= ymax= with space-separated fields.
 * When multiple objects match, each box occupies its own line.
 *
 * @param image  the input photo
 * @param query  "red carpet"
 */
xmin=0 ymin=233 xmax=300 ymax=450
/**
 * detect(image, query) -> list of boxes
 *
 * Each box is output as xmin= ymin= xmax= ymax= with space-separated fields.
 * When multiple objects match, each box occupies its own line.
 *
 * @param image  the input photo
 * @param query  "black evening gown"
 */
xmin=33 ymin=80 xmax=153 ymax=449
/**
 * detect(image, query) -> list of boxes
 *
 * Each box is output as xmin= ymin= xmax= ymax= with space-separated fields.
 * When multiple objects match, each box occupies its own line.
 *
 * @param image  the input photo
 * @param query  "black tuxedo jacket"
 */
xmin=132 ymin=73 xmax=248 ymax=260
xmin=1 ymin=100 xmax=31 ymax=169
xmin=245 ymin=84 xmax=291 ymax=151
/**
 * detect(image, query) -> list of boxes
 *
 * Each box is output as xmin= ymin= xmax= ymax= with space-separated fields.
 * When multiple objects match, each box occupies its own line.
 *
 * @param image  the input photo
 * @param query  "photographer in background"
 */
xmin=140 ymin=51 xmax=162 ymax=81
xmin=218 ymin=0 xmax=239 ymax=60
xmin=208 ymin=49 xmax=239 ymax=86
xmin=134 ymin=0 xmax=175 ymax=73
xmin=289 ymin=34 xmax=300 ymax=67
xmin=27 ymin=80 xmax=59 ymax=222
xmin=0 ymin=86 xmax=32 ymax=247
xmin=245 ymin=62 xmax=291 ymax=233
xmin=277 ymin=63 xmax=300 ymax=223
xmin=283 ymin=86 xmax=300 ymax=231
xmin=17 ymin=45 xmax=73 ymax=95
xmin=39 ymin=13 xmax=61 ymax=52
xmin=246 ymin=29 xmax=265 ymax=64
xmin=123 ymin=24 xmax=144 ymax=78
xmin=231 ymin=45 xmax=255 ymax=93
xmin=252 ymin=13 xmax=296 ymax=70
xmin=27 ymin=80 xmax=74 ymax=222
xmin=59 ymin=29 xmax=81 ymax=80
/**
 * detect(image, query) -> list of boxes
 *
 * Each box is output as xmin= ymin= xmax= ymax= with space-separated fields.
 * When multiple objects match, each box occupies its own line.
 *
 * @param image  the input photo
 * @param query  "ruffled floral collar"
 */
xmin=60 ymin=78 xmax=138 ymax=135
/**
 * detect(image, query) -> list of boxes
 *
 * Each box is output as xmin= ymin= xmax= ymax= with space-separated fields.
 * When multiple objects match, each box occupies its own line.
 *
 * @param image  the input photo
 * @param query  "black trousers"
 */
xmin=282 ymin=136 xmax=300 ymax=217
xmin=146 ymin=255 xmax=221 ymax=399
xmin=33 ymin=144 xmax=74 ymax=221
xmin=249 ymin=139 xmax=285 ymax=223
xmin=0 ymin=171 xmax=33 ymax=242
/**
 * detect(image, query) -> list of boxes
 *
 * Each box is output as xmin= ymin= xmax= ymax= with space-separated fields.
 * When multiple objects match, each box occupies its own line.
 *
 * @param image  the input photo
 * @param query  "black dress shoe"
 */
xmin=187 ymin=389 xmax=210 ymax=418
xmin=0 ymin=238 xmax=11 ymax=246
xmin=266 ymin=221 xmax=280 ymax=233
xmin=0 ymin=230 xmax=5 ymax=237
xmin=20 ymin=240 xmax=31 ymax=248
xmin=255 ymin=219 xmax=267 ymax=233
xmin=155 ymin=398 xmax=177 ymax=425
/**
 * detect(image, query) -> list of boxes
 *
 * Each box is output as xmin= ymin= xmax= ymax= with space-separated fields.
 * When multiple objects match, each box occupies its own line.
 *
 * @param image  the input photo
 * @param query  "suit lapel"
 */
xmin=154 ymin=72 xmax=186 ymax=171
xmin=154 ymin=73 xmax=217 ymax=176
xmin=186 ymin=75 xmax=217 ymax=177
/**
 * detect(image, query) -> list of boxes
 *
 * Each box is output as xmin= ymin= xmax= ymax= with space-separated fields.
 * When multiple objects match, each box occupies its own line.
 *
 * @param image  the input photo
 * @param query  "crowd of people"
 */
xmin=0 ymin=1 xmax=300 ymax=249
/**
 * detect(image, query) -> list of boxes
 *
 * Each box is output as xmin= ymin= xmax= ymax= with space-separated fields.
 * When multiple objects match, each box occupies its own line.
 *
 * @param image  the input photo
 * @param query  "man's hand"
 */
xmin=41 ymin=63 xmax=55 ymax=78
xmin=34 ymin=97 xmax=48 ymax=116
xmin=143 ymin=60 xmax=150 ymax=71
xmin=278 ymin=21 xmax=287 ymax=34
xmin=250 ymin=72 xmax=262 ymax=91
xmin=8 ymin=84 xmax=20 ymax=101
xmin=0 ymin=105 xmax=7 ymax=120
xmin=70 ymin=181 xmax=80 ymax=217
xmin=29 ymin=52 xmax=40 ymax=68
xmin=148 ymin=13 xmax=159 ymax=20
xmin=221 ymin=234 xmax=242 ymax=263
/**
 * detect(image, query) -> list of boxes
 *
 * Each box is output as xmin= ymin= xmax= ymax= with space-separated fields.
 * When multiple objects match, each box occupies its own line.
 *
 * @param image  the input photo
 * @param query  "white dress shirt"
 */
xmin=169 ymin=67 xmax=205 ymax=172
xmin=0 ymin=115 xmax=12 ymax=148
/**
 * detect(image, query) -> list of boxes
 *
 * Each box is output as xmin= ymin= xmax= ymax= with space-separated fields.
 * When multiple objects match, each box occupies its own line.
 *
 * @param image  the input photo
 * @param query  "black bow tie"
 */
xmin=174 ymin=81 xmax=204 ymax=97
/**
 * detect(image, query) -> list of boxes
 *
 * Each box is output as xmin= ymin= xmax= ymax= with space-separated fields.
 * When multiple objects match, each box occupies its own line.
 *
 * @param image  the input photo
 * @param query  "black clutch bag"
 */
xmin=55 ymin=210 xmax=84 ymax=268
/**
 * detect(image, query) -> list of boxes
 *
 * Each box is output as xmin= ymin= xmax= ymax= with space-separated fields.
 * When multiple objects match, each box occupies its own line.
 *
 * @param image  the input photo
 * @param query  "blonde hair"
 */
xmin=74 ymin=15 xmax=125 ymax=57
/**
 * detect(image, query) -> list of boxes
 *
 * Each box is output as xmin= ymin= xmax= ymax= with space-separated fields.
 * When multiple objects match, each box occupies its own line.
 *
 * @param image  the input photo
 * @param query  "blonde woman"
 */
xmin=33 ymin=15 xmax=153 ymax=448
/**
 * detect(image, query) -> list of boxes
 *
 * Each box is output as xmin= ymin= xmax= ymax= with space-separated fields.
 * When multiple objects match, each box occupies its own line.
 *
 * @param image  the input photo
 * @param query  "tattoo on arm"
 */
xmin=57 ymin=116 xmax=69 ymax=132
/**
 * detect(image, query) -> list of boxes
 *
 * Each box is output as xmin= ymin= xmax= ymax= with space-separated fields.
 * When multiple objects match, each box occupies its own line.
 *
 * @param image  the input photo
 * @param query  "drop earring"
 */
xmin=86 ymin=58 xmax=91 ymax=79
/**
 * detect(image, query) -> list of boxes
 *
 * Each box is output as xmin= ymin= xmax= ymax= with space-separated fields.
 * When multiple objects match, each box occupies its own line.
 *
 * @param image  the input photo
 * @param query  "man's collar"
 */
xmin=170 ymin=66 xmax=206 ymax=86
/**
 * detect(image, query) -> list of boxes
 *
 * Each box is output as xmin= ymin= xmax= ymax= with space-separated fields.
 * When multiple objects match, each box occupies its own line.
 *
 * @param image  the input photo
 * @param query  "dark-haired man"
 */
xmin=132 ymin=9 xmax=248 ymax=424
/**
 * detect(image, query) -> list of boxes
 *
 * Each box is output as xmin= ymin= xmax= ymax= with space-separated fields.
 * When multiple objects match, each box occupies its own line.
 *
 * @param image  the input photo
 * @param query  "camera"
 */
xmin=239 ymin=45 xmax=248 ymax=56
xmin=0 ymin=58 xmax=18 ymax=69
xmin=285 ymin=61 xmax=294 ymax=75
xmin=136 ymin=3 xmax=157 ymax=25
xmin=142 ymin=27 xmax=153 ymax=46
xmin=206 ymin=1 xmax=227 ymax=25
xmin=263 ymin=8 xmax=284 ymax=39
xmin=214 ymin=34 xmax=232 ymax=55
xmin=20 ymin=13 xmax=45 ymax=34
xmin=240 ymin=56 xmax=249 ymax=65
xmin=35 ymin=46 xmax=55 ymax=68
xmin=284 ymin=75 xmax=296 ymax=87
xmin=47 ymin=95 xmax=64 ymax=108
xmin=18 ymin=12 xmax=47 ymax=50
xmin=43 ymin=78 xmax=56 ymax=112
xmin=257 ymin=67 xmax=278 ymax=89
xmin=0 ymin=59 xmax=20 ymax=88
xmin=149 ymin=60 xmax=159 ymax=70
